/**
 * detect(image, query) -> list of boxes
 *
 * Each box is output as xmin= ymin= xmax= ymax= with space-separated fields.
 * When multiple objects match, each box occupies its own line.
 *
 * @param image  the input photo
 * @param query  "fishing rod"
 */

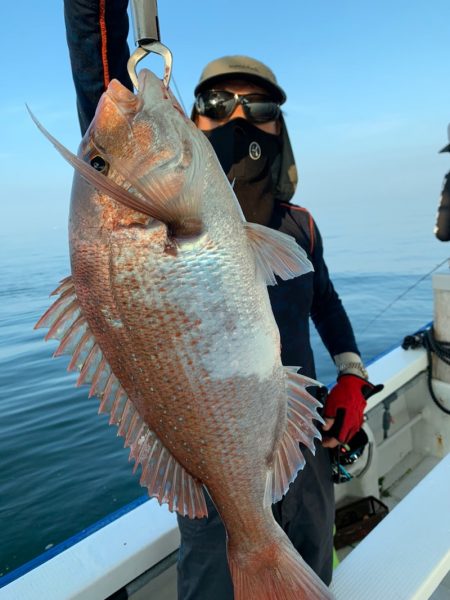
xmin=171 ymin=76 xmax=188 ymax=115
xmin=361 ymin=257 xmax=449 ymax=333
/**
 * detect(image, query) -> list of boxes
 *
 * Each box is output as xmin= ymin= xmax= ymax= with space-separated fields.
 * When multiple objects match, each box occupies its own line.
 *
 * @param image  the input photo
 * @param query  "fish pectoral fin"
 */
xmin=105 ymin=151 xmax=205 ymax=237
xmin=271 ymin=367 xmax=324 ymax=503
xmin=244 ymin=223 xmax=313 ymax=286
xmin=36 ymin=276 xmax=207 ymax=519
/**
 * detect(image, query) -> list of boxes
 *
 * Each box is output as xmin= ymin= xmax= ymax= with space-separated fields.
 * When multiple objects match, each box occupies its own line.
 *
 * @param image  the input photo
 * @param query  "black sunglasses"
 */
xmin=195 ymin=90 xmax=281 ymax=124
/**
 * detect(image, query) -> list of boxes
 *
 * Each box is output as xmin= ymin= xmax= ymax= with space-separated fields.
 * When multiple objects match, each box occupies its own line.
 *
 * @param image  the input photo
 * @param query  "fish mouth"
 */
xmin=137 ymin=69 xmax=152 ymax=95
xmin=105 ymin=79 xmax=143 ymax=118
xmin=137 ymin=68 xmax=149 ymax=92
xmin=137 ymin=68 xmax=170 ymax=106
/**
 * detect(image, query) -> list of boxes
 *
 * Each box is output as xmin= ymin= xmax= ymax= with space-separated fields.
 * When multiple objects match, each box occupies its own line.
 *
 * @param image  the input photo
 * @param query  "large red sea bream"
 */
xmin=31 ymin=69 xmax=333 ymax=600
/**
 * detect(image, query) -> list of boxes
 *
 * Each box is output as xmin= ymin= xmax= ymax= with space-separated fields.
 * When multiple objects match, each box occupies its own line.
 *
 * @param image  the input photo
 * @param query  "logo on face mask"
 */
xmin=249 ymin=141 xmax=261 ymax=160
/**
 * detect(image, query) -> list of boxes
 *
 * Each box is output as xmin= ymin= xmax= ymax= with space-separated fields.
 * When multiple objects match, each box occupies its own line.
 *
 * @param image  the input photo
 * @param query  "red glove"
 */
xmin=323 ymin=374 xmax=383 ymax=444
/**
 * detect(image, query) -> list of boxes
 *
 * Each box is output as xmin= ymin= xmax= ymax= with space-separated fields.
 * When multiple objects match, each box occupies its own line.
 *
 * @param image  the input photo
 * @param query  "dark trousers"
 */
xmin=177 ymin=445 xmax=334 ymax=600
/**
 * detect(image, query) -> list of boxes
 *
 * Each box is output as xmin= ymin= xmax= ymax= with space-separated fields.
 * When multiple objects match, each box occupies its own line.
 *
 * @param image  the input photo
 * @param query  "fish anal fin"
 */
xmin=272 ymin=367 xmax=324 ymax=503
xmin=37 ymin=276 xmax=207 ymax=518
xmin=128 ymin=419 xmax=207 ymax=517
xmin=245 ymin=222 xmax=313 ymax=286
xmin=50 ymin=275 xmax=73 ymax=296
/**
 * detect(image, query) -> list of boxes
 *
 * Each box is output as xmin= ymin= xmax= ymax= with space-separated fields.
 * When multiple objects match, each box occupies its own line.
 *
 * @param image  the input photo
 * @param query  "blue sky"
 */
xmin=1 ymin=1 xmax=449 ymax=272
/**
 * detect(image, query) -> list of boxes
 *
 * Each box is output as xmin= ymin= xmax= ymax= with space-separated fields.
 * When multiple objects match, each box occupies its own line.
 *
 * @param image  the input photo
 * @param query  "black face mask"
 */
xmin=203 ymin=118 xmax=282 ymax=225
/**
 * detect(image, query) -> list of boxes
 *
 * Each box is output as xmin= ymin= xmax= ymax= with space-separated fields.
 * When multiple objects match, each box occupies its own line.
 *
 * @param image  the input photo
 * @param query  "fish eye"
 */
xmin=90 ymin=155 xmax=109 ymax=173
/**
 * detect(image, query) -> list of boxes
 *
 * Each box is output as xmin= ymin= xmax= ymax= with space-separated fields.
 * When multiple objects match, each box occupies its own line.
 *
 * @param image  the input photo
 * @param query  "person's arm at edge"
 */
xmin=309 ymin=220 xmax=375 ymax=448
xmin=309 ymin=220 xmax=361 ymax=366
xmin=64 ymin=0 xmax=133 ymax=135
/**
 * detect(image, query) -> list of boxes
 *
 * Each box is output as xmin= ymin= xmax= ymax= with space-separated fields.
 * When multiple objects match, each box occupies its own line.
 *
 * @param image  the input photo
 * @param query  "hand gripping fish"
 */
xmin=31 ymin=69 xmax=333 ymax=600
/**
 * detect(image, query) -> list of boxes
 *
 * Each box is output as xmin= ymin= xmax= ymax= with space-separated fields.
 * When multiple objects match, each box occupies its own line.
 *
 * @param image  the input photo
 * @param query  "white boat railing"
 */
xmin=0 ymin=500 xmax=179 ymax=600
xmin=365 ymin=343 xmax=428 ymax=412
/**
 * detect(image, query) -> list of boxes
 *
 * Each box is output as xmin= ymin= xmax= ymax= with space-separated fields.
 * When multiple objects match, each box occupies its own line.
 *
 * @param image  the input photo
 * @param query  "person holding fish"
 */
xmin=57 ymin=1 xmax=383 ymax=598
xmin=435 ymin=125 xmax=450 ymax=242
xmin=174 ymin=56 xmax=383 ymax=598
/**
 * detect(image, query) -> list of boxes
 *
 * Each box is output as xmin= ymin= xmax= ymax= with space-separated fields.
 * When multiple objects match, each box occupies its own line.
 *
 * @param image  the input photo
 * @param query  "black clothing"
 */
xmin=435 ymin=172 xmax=450 ymax=242
xmin=64 ymin=0 xmax=132 ymax=135
xmin=269 ymin=203 xmax=359 ymax=377
xmin=204 ymin=118 xmax=281 ymax=225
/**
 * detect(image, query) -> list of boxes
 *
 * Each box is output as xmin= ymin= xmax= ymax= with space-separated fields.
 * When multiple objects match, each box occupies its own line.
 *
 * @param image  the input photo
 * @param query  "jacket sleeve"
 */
xmin=309 ymin=220 xmax=360 ymax=358
xmin=64 ymin=0 xmax=133 ymax=135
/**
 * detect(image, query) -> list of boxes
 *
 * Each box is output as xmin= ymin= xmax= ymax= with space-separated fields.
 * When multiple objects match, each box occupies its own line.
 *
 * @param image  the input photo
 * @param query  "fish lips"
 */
xmin=105 ymin=79 xmax=144 ymax=117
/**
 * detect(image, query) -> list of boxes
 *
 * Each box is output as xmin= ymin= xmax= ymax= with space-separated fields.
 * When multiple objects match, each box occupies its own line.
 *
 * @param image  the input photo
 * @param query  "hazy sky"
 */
xmin=1 ymin=1 xmax=449 ymax=272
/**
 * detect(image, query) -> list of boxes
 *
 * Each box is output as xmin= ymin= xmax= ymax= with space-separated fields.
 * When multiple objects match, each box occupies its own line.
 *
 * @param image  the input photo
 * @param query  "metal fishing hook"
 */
xmin=127 ymin=0 xmax=173 ymax=90
xmin=127 ymin=41 xmax=173 ymax=90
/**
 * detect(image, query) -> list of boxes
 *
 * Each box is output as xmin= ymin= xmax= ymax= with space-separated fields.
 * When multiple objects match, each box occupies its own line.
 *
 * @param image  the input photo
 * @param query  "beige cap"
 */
xmin=194 ymin=55 xmax=287 ymax=104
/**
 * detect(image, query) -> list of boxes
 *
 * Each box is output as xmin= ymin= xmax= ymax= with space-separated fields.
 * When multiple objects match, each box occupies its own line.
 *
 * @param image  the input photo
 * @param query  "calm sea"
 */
xmin=0 ymin=209 xmax=448 ymax=579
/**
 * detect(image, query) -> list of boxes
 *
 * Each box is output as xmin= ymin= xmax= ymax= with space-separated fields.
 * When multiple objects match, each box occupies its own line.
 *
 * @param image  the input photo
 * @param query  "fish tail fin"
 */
xmin=228 ymin=533 xmax=334 ymax=600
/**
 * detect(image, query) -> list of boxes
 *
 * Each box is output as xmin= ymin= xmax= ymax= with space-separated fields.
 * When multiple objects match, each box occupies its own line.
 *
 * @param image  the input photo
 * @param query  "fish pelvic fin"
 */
xmin=36 ymin=276 xmax=207 ymax=518
xmin=244 ymin=222 xmax=313 ymax=286
xmin=271 ymin=367 xmax=324 ymax=504
xmin=228 ymin=529 xmax=334 ymax=600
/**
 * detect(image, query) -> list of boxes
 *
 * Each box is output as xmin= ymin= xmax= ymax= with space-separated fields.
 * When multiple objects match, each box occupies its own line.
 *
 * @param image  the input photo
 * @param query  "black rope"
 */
xmin=403 ymin=327 xmax=450 ymax=415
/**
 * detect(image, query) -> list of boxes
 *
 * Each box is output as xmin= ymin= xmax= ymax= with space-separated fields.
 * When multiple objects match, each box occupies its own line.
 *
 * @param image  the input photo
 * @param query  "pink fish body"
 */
xmin=33 ymin=69 xmax=333 ymax=599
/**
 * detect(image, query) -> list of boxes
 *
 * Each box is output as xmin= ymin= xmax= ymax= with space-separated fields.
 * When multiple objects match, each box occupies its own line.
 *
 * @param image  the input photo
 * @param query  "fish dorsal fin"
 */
xmin=271 ymin=367 xmax=324 ymax=504
xmin=244 ymin=223 xmax=313 ymax=286
xmin=35 ymin=277 xmax=207 ymax=518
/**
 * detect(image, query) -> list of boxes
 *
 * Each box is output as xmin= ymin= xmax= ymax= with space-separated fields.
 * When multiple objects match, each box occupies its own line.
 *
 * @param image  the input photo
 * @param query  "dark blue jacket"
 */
xmin=269 ymin=203 xmax=358 ymax=379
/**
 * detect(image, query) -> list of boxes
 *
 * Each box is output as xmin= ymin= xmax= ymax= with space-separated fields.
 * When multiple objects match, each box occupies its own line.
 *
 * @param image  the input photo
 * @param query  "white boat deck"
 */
xmin=333 ymin=454 xmax=450 ymax=599
xmin=336 ymin=453 xmax=442 ymax=562
xmin=332 ymin=341 xmax=450 ymax=599
xmin=337 ymin=458 xmax=450 ymax=597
